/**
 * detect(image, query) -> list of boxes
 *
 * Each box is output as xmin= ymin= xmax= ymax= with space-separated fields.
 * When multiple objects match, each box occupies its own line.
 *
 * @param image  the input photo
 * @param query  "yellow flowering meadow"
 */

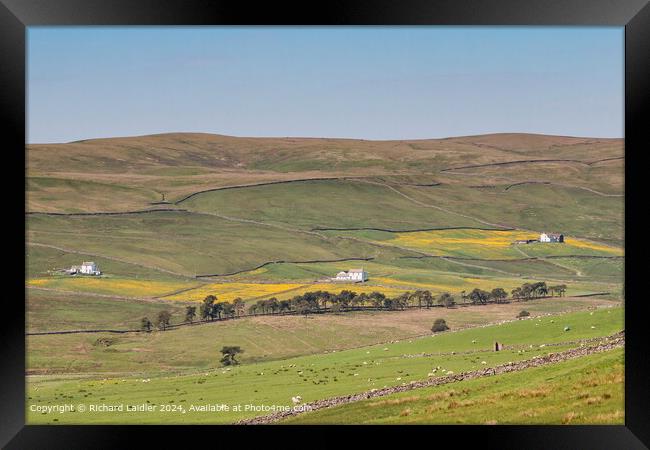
xmin=165 ymin=283 xmax=308 ymax=302
xmin=373 ymin=276 xmax=520 ymax=294
xmin=391 ymin=229 xmax=622 ymax=258
xmin=561 ymin=238 xmax=623 ymax=255
xmin=26 ymin=277 xmax=195 ymax=298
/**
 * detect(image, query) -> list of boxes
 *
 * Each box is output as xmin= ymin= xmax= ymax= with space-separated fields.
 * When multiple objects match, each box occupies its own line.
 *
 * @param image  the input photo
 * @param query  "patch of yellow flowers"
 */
xmin=391 ymin=229 xmax=621 ymax=258
xmin=26 ymin=277 xmax=193 ymax=297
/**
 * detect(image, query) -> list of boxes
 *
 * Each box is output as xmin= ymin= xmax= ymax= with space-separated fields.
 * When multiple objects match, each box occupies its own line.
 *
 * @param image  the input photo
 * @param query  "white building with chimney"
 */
xmin=68 ymin=261 xmax=101 ymax=275
xmin=540 ymin=232 xmax=564 ymax=243
xmin=333 ymin=268 xmax=368 ymax=282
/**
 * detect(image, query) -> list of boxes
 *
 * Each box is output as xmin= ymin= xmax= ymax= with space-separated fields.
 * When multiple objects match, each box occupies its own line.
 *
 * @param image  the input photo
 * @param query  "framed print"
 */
xmin=2 ymin=0 xmax=649 ymax=447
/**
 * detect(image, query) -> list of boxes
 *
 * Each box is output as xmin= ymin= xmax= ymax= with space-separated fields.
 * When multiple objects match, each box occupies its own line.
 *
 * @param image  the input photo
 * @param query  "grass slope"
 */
xmin=182 ymin=179 xmax=486 ymax=230
xmin=27 ymin=307 xmax=622 ymax=424
xmin=26 ymin=211 xmax=387 ymax=276
xmin=283 ymin=347 xmax=624 ymax=424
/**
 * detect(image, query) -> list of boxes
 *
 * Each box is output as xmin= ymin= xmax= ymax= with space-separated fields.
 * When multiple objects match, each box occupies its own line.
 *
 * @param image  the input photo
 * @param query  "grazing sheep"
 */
xmin=291 ymin=396 xmax=302 ymax=405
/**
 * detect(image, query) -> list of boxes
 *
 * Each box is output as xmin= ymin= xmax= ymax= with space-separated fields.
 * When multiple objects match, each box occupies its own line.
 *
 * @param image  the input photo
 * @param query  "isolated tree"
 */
xmin=185 ymin=306 xmax=197 ymax=324
xmin=141 ymin=317 xmax=153 ymax=332
xmin=431 ymin=318 xmax=450 ymax=333
xmin=156 ymin=310 xmax=172 ymax=331
xmin=220 ymin=346 xmax=244 ymax=366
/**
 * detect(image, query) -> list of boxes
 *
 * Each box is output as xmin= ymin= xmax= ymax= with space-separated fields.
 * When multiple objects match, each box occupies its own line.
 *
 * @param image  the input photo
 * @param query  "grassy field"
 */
xmin=25 ymin=132 xmax=624 ymax=425
xmin=390 ymin=229 xmax=621 ymax=258
xmin=27 ymin=276 xmax=197 ymax=299
xmin=282 ymin=347 xmax=624 ymax=424
xmin=26 ymin=288 xmax=192 ymax=332
xmin=397 ymin=183 xmax=623 ymax=245
xmin=26 ymin=211 xmax=389 ymax=277
xmin=27 ymin=296 xmax=617 ymax=375
xmin=181 ymin=179 xmax=486 ymax=230
xmin=26 ymin=307 xmax=623 ymax=424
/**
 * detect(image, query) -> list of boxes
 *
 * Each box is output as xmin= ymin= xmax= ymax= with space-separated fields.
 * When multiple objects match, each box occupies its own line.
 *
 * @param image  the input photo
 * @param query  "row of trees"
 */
xmin=140 ymin=280 xmax=566 ymax=330
xmin=140 ymin=310 xmax=172 ymax=332
xmin=510 ymin=282 xmax=567 ymax=301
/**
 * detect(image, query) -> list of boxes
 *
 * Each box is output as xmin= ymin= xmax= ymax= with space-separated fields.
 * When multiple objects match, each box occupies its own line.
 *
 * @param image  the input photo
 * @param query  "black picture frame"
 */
xmin=3 ymin=0 xmax=648 ymax=447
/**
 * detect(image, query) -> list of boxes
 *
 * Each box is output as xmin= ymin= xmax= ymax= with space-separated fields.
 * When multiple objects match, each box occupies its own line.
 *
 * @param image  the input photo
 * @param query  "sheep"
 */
xmin=291 ymin=396 xmax=302 ymax=405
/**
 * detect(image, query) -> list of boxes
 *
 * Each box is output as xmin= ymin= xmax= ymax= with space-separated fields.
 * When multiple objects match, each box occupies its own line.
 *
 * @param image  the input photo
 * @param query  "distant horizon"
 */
xmin=28 ymin=129 xmax=624 ymax=145
xmin=28 ymin=27 xmax=624 ymax=143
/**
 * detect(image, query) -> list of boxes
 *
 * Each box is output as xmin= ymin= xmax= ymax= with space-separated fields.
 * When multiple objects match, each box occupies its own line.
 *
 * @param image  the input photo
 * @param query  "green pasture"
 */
xmin=397 ymin=183 xmax=623 ymax=245
xmin=181 ymin=179 xmax=485 ymax=230
xmin=26 ymin=211 xmax=385 ymax=277
xmin=26 ymin=307 xmax=622 ymax=424
xmin=283 ymin=347 xmax=624 ymax=424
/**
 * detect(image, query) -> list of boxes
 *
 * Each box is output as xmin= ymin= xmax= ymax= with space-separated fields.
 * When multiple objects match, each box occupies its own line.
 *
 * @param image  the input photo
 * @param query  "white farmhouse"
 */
xmin=539 ymin=232 xmax=564 ymax=243
xmin=334 ymin=268 xmax=368 ymax=282
xmin=69 ymin=261 xmax=101 ymax=275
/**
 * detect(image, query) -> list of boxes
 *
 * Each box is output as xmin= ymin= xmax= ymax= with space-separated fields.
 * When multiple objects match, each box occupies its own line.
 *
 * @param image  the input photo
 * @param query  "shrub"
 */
xmin=517 ymin=310 xmax=531 ymax=318
xmin=431 ymin=318 xmax=450 ymax=333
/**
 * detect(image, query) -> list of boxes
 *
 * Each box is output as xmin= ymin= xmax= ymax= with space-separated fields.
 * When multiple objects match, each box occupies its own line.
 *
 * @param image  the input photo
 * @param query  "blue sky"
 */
xmin=27 ymin=27 xmax=623 ymax=143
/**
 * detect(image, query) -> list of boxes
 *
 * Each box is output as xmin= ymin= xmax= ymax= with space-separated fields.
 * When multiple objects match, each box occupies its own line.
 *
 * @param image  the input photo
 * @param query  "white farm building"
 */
xmin=69 ymin=261 xmax=101 ymax=275
xmin=540 ymin=232 xmax=564 ymax=243
xmin=333 ymin=268 xmax=368 ymax=282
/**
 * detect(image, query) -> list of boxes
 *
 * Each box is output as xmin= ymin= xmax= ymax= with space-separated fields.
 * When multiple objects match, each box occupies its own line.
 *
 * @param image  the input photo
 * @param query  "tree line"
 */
xmin=139 ymin=280 xmax=567 ymax=331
